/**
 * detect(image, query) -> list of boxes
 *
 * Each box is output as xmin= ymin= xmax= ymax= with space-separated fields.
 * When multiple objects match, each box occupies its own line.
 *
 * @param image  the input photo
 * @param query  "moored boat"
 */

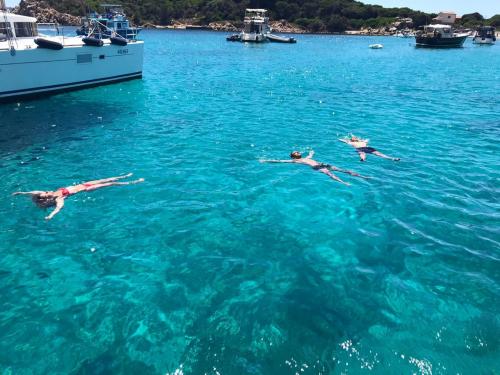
xmin=415 ymin=24 xmax=468 ymax=48
xmin=226 ymin=34 xmax=241 ymax=42
xmin=267 ymin=33 xmax=296 ymax=43
xmin=472 ymin=26 xmax=496 ymax=45
xmin=76 ymin=3 xmax=141 ymax=40
xmin=240 ymin=9 xmax=270 ymax=43
xmin=226 ymin=9 xmax=296 ymax=44
xmin=0 ymin=5 xmax=143 ymax=102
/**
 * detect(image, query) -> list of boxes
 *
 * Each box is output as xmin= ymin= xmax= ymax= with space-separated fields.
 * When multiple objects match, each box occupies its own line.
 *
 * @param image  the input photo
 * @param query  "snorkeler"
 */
xmin=339 ymin=135 xmax=400 ymax=162
xmin=260 ymin=150 xmax=368 ymax=185
xmin=12 ymin=173 xmax=144 ymax=220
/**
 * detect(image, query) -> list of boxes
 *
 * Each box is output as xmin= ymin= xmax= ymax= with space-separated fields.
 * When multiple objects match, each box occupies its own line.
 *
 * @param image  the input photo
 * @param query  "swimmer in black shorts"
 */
xmin=260 ymin=150 xmax=368 ymax=185
xmin=339 ymin=135 xmax=400 ymax=162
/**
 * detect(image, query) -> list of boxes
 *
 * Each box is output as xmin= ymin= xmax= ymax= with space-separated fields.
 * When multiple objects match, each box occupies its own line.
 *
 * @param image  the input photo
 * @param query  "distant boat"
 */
xmin=472 ymin=26 xmax=496 ymax=45
xmin=415 ymin=24 xmax=468 ymax=48
xmin=76 ymin=3 xmax=141 ymax=40
xmin=240 ymin=9 xmax=270 ymax=43
xmin=396 ymin=31 xmax=414 ymax=38
xmin=267 ymin=33 xmax=296 ymax=43
xmin=369 ymin=44 xmax=383 ymax=49
xmin=227 ymin=9 xmax=296 ymax=44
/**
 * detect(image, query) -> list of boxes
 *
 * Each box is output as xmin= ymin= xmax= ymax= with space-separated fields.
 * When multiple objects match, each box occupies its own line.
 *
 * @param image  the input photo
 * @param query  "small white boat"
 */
xmin=472 ymin=26 xmax=496 ymax=45
xmin=396 ymin=32 xmax=414 ymax=38
xmin=369 ymin=44 xmax=383 ymax=49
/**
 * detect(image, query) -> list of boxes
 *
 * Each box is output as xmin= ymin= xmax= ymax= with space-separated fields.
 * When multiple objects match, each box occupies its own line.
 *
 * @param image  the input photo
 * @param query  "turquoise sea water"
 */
xmin=1 ymin=31 xmax=499 ymax=374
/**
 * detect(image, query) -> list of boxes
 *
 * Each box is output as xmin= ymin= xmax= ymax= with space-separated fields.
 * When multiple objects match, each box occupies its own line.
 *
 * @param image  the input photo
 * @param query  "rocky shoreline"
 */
xmin=13 ymin=0 xmax=415 ymax=36
xmin=143 ymin=20 xmax=307 ymax=34
xmin=142 ymin=21 xmax=414 ymax=36
xmin=14 ymin=0 xmax=80 ymax=25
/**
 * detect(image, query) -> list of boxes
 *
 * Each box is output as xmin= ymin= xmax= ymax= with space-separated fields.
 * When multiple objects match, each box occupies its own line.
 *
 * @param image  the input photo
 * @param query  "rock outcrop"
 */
xmin=208 ymin=21 xmax=239 ymax=32
xmin=270 ymin=20 xmax=305 ymax=34
xmin=14 ymin=0 xmax=80 ymax=25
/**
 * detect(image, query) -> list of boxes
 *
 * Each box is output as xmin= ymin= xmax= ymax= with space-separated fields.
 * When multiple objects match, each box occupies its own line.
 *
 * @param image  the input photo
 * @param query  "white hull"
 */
xmin=240 ymin=32 xmax=267 ymax=43
xmin=472 ymin=37 xmax=495 ymax=45
xmin=0 ymin=38 xmax=143 ymax=101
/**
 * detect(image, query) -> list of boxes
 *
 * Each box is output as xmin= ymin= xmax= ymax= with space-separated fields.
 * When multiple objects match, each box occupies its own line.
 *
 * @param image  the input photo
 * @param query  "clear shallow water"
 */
xmin=0 ymin=31 xmax=499 ymax=374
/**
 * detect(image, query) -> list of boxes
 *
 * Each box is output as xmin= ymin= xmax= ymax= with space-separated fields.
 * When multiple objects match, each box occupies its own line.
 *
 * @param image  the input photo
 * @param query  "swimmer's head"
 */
xmin=32 ymin=192 xmax=56 ymax=208
xmin=351 ymin=136 xmax=360 ymax=141
xmin=290 ymin=151 xmax=302 ymax=159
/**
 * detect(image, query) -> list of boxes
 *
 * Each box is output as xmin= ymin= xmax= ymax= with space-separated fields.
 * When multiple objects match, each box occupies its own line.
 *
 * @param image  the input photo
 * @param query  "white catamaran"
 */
xmin=0 ymin=0 xmax=144 ymax=101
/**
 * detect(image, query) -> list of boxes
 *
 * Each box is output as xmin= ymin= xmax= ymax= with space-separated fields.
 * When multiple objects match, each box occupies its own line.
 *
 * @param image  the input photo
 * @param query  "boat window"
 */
xmin=0 ymin=22 xmax=13 ymax=39
xmin=77 ymin=54 xmax=92 ymax=63
xmin=14 ymin=22 xmax=38 ymax=37
xmin=117 ymin=23 xmax=121 ymax=29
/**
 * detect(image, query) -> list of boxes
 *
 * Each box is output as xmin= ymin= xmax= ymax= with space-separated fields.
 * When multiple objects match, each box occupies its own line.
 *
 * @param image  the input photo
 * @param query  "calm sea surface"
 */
xmin=0 ymin=30 xmax=499 ymax=374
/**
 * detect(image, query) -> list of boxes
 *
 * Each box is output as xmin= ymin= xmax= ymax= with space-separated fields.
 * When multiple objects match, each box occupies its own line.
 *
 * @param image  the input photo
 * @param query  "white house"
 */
xmin=432 ymin=11 xmax=457 ymax=25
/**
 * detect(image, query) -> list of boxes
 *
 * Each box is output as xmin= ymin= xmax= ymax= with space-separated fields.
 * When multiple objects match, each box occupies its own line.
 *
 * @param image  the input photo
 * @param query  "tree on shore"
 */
xmin=41 ymin=0 xmax=499 ymax=31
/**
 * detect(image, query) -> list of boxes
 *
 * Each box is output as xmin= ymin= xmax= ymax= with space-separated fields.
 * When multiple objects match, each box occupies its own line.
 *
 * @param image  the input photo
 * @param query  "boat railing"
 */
xmin=87 ymin=18 xmax=139 ymax=40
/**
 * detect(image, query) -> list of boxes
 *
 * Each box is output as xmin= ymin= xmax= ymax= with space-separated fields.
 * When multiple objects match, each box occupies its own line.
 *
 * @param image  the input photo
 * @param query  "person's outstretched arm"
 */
xmin=45 ymin=198 xmax=65 ymax=220
xmin=259 ymin=159 xmax=294 ymax=163
xmin=12 ymin=190 xmax=45 ymax=196
xmin=338 ymin=138 xmax=350 ymax=144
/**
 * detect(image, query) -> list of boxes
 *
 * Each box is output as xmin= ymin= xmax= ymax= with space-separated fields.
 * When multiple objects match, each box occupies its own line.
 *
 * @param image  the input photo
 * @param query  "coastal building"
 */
xmin=393 ymin=17 xmax=414 ymax=29
xmin=432 ymin=11 xmax=457 ymax=25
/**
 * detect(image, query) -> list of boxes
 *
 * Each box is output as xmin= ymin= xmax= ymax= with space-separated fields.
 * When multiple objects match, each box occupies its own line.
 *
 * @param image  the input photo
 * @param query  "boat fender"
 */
xmin=83 ymin=36 xmax=104 ymax=47
xmin=34 ymin=37 xmax=64 ymax=50
xmin=110 ymin=36 xmax=128 ymax=46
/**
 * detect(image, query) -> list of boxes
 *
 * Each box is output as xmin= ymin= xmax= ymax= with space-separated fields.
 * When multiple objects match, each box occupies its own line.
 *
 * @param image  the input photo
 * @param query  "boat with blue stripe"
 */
xmin=76 ymin=3 xmax=141 ymax=40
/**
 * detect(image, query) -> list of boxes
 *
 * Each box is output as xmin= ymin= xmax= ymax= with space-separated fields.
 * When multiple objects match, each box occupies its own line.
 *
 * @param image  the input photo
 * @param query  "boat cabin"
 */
xmin=476 ymin=26 xmax=495 ymax=38
xmin=0 ymin=12 xmax=38 ymax=40
xmin=423 ymin=24 xmax=454 ymax=37
xmin=243 ymin=9 xmax=269 ymax=34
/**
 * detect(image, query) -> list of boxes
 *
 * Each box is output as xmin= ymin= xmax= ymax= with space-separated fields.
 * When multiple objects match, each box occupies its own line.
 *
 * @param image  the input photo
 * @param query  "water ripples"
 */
xmin=0 ymin=31 xmax=499 ymax=374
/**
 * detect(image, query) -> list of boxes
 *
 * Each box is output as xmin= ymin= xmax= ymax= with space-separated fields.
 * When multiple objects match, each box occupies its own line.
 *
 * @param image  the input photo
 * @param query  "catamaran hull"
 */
xmin=0 ymin=41 xmax=143 ymax=101
xmin=415 ymin=35 xmax=467 ymax=48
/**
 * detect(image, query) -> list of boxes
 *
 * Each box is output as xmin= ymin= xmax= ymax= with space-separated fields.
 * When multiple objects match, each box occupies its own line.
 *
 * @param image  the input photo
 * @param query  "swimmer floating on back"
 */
xmin=339 ymin=135 xmax=400 ymax=162
xmin=12 ymin=173 xmax=144 ymax=220
xmin=260 ymin=150 xmax=368 ymax=185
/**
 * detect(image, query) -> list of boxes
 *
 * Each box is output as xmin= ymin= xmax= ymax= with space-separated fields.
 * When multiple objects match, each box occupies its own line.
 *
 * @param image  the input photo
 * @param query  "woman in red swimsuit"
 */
xmin=12 ymin=173 xmax=144 ymax=220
